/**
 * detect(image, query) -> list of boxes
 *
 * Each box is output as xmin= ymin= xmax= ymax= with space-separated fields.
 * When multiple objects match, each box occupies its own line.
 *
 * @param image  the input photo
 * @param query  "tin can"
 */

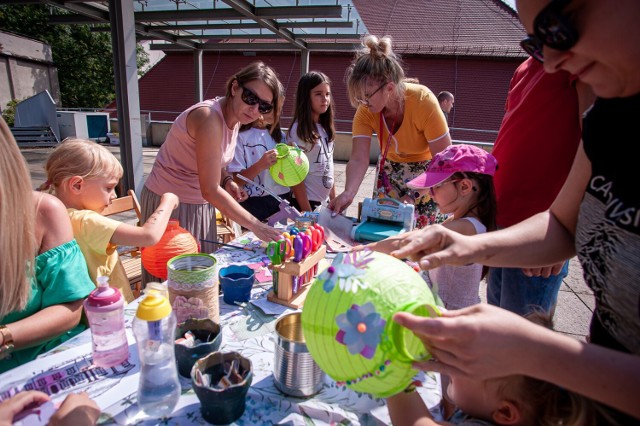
xmin=273 ymin=312 xmax=325 ymax=397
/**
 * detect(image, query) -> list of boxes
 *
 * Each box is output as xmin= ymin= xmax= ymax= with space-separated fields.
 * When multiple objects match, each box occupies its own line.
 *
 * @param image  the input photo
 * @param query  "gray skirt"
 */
xmin=140 ymin=186 xmax=218 ymax=284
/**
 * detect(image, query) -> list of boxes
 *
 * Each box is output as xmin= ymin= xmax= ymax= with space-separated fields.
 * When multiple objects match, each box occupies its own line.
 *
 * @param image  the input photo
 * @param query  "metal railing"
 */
xmin=56 ymin=108 xmax=498 ymax=149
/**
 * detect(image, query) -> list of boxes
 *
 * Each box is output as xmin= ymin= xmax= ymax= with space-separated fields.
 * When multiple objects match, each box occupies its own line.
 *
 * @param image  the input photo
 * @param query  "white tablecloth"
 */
xmin=0 ymin=234 xmax=441 ymax=425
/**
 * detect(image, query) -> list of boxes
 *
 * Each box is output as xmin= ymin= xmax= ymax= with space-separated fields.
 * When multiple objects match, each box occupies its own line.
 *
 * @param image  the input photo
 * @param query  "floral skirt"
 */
xmin=374 ymin=158 xmax=447 ymax=228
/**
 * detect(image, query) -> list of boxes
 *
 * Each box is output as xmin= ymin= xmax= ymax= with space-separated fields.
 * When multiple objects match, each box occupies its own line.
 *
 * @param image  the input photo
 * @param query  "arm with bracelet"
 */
xmin=0 ymin=325 xmax=14 ymax=359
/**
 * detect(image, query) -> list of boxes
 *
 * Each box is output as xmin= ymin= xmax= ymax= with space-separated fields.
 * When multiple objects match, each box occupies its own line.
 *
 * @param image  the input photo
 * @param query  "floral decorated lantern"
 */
xmin=301 ymin=250 xmax=440 ymax=398
xmin=269 ymin=143 xmax=309 ymax=187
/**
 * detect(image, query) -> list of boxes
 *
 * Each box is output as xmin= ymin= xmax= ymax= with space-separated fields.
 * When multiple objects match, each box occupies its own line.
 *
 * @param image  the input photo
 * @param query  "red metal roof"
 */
xmin=353 ymin=0 xmax=526 ymax=58
xmin=115 ymin=0 xmax=526 ymax=145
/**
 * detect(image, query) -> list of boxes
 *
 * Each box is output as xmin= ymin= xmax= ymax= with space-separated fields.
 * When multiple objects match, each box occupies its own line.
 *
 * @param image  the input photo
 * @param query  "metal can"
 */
xmin=273 ymin=312 xmax=325 ymax=397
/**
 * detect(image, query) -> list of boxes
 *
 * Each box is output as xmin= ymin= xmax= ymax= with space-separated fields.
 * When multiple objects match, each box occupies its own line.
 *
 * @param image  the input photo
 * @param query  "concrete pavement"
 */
xmin=23 ymin=145 xmax=593 ymax=341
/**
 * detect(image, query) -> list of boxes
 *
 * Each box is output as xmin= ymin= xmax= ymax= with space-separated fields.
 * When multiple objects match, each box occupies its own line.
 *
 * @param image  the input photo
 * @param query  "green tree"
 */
xmin=0 ymin=4 xmax=149 ymax=109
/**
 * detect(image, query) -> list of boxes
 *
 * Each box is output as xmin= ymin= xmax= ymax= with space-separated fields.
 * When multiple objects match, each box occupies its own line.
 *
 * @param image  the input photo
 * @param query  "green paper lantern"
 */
xmin=269 ymin=143 xmax=309 ymax=187
xmin=301 ymin=251 xmax=441 ymax=398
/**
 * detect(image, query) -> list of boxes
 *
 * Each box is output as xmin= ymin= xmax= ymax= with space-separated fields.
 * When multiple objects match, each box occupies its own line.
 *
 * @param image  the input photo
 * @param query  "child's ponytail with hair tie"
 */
xmin=37 ymin=179 xmax=52 ymax=193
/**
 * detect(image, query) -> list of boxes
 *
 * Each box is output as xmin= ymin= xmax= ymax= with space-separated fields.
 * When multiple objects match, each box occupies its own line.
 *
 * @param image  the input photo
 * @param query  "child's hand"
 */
xmin=48 ymin=392 xmax=100 ymax=426
xmin=161 ymin=192 xmax=179 ymax=210
xmin=226 ymin=181 xmax=248 ymax=202
xmin=0 ymin=391 xmax=50 ymax=426
xmin=259 ymin=149 xmax=278 ymax=170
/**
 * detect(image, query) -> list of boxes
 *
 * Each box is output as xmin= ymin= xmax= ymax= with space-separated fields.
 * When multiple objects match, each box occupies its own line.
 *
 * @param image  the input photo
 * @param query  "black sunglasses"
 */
xmin=520 ymin=0 xmax=578 ymax=62
xmin=239 ymin=85 xmax=274 ymax=114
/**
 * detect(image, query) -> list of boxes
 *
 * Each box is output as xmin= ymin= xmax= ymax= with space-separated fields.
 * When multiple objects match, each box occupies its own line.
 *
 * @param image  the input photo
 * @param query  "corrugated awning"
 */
xmin=32 ymin=0 xmax=367 ymax=52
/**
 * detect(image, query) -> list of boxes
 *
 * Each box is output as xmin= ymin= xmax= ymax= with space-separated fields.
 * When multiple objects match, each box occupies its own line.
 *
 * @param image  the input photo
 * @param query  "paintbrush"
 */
xmin=200 ymin=239 xmax=255 ymax=252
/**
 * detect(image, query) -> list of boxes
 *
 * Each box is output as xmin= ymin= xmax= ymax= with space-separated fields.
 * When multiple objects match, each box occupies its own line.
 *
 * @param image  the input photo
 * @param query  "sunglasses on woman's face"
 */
xmin=520 ymin=0 xmax=578 ymax=62
xmin=239 ymin=85 xmax=274 ymax=114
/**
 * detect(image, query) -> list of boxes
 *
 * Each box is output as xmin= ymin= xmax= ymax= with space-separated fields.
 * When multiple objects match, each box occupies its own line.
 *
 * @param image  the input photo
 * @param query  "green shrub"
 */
xmin=1 ymin=99 xmax=20 ymax=126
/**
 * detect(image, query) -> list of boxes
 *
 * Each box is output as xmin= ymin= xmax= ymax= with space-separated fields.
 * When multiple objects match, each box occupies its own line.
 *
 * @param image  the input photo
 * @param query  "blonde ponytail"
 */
xmin=0 ymin=118 xmax=36 ymax=317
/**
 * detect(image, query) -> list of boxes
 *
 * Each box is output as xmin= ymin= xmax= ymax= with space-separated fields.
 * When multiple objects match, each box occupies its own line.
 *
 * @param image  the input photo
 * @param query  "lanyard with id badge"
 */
xmin=376 ymin=113 xmax=396 ymax=197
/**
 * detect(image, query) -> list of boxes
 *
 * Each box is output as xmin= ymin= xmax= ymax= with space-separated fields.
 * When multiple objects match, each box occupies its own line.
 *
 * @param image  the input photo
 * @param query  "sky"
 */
xmin=503 ymin=0 xmax=516 ymax=10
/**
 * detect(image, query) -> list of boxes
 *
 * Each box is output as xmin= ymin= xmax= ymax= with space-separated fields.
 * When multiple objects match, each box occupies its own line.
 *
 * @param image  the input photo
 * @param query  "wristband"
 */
xmin=221 ymin=176 xmax=233 ymax=189
xmin=0 ymin=325 xmax=14 ymax=359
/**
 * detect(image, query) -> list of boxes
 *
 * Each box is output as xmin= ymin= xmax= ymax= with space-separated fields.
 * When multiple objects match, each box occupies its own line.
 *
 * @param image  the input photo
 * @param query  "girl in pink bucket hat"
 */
xmin=407 ymin=143 xmax=498 ymax=417
xmin=406 ymin=143 xmax=498 ymax=310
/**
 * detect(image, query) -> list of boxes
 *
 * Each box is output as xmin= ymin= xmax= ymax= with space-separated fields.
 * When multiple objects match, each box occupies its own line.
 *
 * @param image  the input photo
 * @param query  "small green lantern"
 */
xmin=269 ymin=143 xmax=309 ymax=187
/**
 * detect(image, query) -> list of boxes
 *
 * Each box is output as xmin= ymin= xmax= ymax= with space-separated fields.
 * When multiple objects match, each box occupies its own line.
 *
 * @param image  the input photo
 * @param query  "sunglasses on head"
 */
xmin=239 ymin=84 xmax=274 ymax=114
xmin=520 ymin=0 xmax=578 ymax=62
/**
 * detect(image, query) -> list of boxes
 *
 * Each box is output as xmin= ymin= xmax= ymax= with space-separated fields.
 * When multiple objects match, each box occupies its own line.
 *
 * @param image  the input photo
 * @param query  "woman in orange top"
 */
xmin=329 ymin=35 xmax=451 ymax=228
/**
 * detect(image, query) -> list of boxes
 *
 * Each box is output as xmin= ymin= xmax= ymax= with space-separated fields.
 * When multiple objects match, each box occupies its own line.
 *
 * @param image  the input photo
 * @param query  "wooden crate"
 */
xmin=267 ymin=245 xmax=326 ymax=309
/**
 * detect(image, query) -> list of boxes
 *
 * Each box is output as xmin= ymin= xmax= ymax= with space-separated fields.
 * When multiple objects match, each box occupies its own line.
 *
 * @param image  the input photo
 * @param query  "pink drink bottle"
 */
xmin=84 ymin=276 xmax=129 ymax=367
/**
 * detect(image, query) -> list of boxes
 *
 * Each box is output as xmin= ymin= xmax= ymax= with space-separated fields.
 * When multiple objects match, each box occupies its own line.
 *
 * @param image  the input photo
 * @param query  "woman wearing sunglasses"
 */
xmin=375 ymin=0 xmax=640 ymax=422
xmin=328 ymin=35 xmax=452 ymax=229
xmin=141 ymin=61 xmax=282 ymax=269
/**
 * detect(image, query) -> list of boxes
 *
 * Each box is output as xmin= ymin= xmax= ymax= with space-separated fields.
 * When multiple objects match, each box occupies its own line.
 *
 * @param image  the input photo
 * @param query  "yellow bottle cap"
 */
xmin=136 ymin=292 xmax=172 ymax=321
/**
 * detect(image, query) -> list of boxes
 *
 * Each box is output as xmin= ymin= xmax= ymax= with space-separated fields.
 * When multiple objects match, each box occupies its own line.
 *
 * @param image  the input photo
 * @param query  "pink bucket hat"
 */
xmin=407 ymin=144 xmax=498 ymax=189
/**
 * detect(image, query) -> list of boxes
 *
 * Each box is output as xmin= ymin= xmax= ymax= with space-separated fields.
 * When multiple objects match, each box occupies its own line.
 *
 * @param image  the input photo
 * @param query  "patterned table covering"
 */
xmin=0 ymin=233 xmax=441 ymax=425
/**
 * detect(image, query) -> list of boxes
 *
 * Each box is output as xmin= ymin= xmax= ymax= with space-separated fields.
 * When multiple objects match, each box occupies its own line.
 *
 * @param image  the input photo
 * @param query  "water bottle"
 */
xmin=84 ymin=276 xmax=129 ymax=367
xmin=133 ymin=286 xmax=180 ymax=417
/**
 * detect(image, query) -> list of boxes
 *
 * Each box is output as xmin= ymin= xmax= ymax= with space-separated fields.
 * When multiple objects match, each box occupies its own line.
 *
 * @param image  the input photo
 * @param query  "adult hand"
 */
xmin=393 ymin=304 xmax=540 ymax=381
xmin=48 ymin=392 xmax=100 ymax=426
xmin=522 ymin=261 xmax=565 ymax=278
xmin=160 ymin=192 xmax=180 ymax=210
xmin=389 ymin=224 xmax=480 ymax=269
xmin=327 ymin=192 xmax=354 ymax=216
xmin=0 ymin=391 xmax=49 ymax=426
xmin=253 ymin=223 xmax=281 ymax=242
xmin=355 ymin=230 xmax=423 ymax=255
xmin=258 ymin=149 xmax=278 ymax=170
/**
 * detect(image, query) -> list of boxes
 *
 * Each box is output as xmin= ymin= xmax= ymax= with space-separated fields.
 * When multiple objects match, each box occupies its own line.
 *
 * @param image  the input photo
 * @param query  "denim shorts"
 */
xmin=486 ymin=261 xmax=569 ymax=316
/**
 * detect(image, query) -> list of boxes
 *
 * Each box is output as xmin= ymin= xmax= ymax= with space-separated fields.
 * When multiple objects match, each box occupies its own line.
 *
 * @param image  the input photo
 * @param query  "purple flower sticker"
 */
xmin=336 ymin=302 xmax=386 ymax=359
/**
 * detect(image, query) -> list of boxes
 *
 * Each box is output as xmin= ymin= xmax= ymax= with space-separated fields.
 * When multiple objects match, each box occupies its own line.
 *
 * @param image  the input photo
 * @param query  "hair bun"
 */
xmin=362 ymin=35 xmax=393 ymax=59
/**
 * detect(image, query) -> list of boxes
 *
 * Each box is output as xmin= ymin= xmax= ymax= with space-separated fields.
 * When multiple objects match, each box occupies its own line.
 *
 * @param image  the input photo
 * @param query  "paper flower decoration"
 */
xmin=173 ymin=296 xmax=209 ymax=324
xmin=336 ymin=302 xmax=386 ymax=359
xmin=318 ymin=250 xmax=374 ymax=293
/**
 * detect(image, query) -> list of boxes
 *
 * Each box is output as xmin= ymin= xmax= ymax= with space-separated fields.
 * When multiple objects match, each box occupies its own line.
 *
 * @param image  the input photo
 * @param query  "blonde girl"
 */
xmin=41 ymin=139 xmax=178 ymax=302
xmin=287 ymin=71 xmax=336 ymax=211
xmin=0 ymin=118 xmax=94 ymax=373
